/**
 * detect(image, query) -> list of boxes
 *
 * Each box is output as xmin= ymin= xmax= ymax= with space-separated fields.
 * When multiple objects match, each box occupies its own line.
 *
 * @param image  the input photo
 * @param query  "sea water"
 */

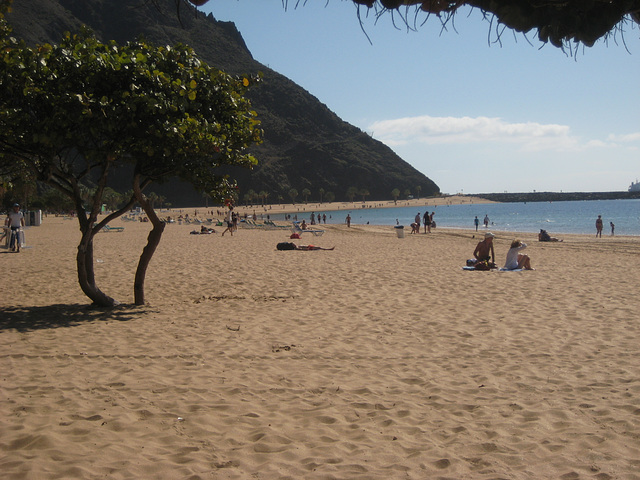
xmin=271 ymin=199 xmax=640 ymax=236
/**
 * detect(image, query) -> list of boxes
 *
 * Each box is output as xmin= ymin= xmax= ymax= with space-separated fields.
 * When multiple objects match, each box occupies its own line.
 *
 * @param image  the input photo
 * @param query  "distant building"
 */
xmin=630 ymin=180 xmax=640 ymax=192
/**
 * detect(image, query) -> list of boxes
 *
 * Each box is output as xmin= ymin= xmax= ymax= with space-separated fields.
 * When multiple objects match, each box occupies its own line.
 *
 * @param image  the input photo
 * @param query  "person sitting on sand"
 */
xmin=503 ymin=239 xmax=534 ymax=270
xmin=473 ymin=232 xmax=495 ymax=263
xmin=300 ymin=219 xmax=308 ymax=230
xmin=538 ymin=229 xmax=562 ymax=242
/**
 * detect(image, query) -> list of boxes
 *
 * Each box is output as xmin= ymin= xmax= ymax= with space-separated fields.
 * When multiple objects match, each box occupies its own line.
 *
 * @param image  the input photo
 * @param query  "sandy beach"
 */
xmin=2 ymin=213 xmax=640 ymax=479
xmin=193 ymin=194 xmax=493 ymax=218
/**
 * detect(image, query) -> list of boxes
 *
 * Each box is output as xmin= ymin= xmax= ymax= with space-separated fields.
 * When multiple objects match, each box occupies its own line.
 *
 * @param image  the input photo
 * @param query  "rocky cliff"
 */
xmin=7 ymin=0 xmax=439 ymax=205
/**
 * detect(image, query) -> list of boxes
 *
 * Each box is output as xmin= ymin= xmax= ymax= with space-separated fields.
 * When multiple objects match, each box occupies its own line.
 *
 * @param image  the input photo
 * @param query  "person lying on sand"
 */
xmin=277 ymin=242 xmax=334 ymax=251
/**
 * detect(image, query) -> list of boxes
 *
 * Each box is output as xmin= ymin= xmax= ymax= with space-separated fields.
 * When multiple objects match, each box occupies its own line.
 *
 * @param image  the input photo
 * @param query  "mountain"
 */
xmin=7 ymin=0 xmax=439 ymax=205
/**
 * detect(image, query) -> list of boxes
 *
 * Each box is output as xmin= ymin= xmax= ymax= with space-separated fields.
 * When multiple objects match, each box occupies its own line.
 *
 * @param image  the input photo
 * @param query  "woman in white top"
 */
xmin=504 ymin=239 xmax=534 ymax=270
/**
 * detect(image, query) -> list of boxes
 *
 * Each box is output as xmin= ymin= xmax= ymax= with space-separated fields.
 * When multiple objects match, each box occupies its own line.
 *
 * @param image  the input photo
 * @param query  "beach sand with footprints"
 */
xmin=2 ymin=210 xmax=640 ymax=479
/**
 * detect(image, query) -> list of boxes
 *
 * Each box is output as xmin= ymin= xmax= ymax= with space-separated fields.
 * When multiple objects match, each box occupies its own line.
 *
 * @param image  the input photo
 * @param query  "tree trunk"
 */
xmin=133 ymin=176 xmax=165 ymax=305
xmin=76 ymin=229 xmax=118 ymax=307
xmin=133 ymin=215 xmax=165 ymax=305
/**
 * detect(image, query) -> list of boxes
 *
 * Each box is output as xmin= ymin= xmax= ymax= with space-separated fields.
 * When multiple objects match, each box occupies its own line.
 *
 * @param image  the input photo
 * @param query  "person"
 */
xmin=295 ymin=244 xmax=335 ymax=251
xmin=595 ymin=215 xmax=603 ymax=237
xmin=300 ymin=219 xmax=308 ymax=230
xmin=6 ymin=203 xmax=25 ymax=252
xmin=277 ymin=242 xmax=334 ymax=251
xmin=503 ymin=239 xmax=534 ymax=270
xmin=610 ymin=221 xmax=615 ymax=236
xmin=423 ymin=211 xmax=430 ymax=234
xmin=346 ymin=214 xmax=351 ymax=227
xmin=538 ymin=229 xmax=562 ymax=242
xmin=474 ymin=216 xmax=479 ymax=231
xmin=221 ymin=206 xmax=234 ymax=236
xmin=473 ymin=232 xmax=495 ymax=263
xmin=415 ymin=212 xmax=421 ymax=232
xmin=410 ymin=222 xmax=420 ymax=234
xmin=483 ymin=214 xmax=490 ymax=228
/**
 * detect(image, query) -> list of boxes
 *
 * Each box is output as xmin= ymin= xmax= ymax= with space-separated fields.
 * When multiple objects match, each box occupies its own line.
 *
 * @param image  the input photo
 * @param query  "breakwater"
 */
xmin=472 ymin=191 xmax=640 ymax=203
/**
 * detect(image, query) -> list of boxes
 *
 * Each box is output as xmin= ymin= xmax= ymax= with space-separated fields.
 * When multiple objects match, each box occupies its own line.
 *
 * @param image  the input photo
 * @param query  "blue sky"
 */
xmin=202 ymin=1 xmax=639 ymax=195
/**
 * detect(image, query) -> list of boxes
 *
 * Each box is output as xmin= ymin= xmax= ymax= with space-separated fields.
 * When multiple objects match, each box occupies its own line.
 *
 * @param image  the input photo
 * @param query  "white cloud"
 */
xmin=369 ymin=115 xmax=580 ymax=151
xmin=607 ymin=132 xmax=640 ymax=143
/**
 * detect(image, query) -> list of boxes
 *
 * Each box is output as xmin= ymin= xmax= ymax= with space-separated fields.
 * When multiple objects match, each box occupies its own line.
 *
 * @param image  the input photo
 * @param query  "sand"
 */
xmin=194 ymin=194 xmax=493 ymax=218
xmin=2 ymin=214 xmax=640 ymax=480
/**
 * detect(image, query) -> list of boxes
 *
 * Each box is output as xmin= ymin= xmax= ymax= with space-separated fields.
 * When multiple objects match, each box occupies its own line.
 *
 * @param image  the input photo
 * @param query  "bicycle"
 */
xmin=9 ymin=227 xmax=22 ymax=253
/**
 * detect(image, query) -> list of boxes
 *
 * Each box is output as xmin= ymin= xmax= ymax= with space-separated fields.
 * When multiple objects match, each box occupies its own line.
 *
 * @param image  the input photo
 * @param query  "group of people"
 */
xmin=410 ymin=211 xmax=435 ymax=234
xmin=473 ymin=214 xmax=491 ymax=231
xmin=472 ymin=232 xmax=534 ymax=270
xmin=595 ymin=215 xmax=615 ymax=237
xmin=309 ymin=212 xmax=327 ymax=225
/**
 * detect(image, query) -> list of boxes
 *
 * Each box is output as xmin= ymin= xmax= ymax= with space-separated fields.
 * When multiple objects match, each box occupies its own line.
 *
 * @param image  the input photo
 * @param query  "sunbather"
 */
xmin=277 ymin=242 xmax=334 ymax=251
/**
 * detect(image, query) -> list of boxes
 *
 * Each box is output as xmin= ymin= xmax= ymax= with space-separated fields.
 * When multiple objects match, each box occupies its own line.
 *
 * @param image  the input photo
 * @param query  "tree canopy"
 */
xmin=181 ymin=0 xmax=640 ymax=49
xmin=0 ymin=1 xmax=261 ymax=306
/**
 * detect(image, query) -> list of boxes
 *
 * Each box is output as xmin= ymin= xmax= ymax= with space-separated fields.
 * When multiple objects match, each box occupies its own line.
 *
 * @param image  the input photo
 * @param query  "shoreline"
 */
xmin=170 ymin=194 xmax=494 ymax=216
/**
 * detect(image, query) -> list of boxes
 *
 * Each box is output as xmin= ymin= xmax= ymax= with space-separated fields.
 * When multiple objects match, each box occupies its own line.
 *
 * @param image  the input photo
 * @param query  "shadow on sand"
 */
xmin=0 ymin=304 xmax=145 ymax=332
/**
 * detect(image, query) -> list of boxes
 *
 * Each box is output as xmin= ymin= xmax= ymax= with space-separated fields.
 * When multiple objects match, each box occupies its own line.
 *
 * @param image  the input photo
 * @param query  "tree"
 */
xmin=346 ymin=187 xmax=358 ymax=202
xmin=391 ymin=188 xmax=400 ymax=204
xmin=183 ymin=0 xmax=640 ymax=49
xmin=301 ymin=188 xmax=311 ymax=203
xmin=415 ymin=185 xmax=422 ymax=200
xmin=318 ymin=187 xmax=325 ymax=203
xmin=324 ymin=191 xmax=335 ymax=203
xmin=404 ymin=188 xmax=411 ymax=199
xmin=288 ymin=188 xmax=298 ymax=204
xmin=246 ymin=189 xmax=256 ymax=205
xmin=103 ymin=187 xmax=124 ymax=212
xmin=359 ymin=188 xmax=370 ymax=202
xmin=0 ymin=14 xmax=261 ymax=306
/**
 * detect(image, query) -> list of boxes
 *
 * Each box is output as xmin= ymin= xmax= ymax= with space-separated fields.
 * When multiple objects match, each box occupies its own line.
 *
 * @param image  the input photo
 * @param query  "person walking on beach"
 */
xmin=221 ymin=206 xmax=234 ymax=236
xmin=610 ymin=221 xmax=615 ymax=236
xmin=6 ymin=203 xmax=24 ymax=252
xmin=474 ymin=216 xmax=479 ymax=231
xmin=483 ymin=214 xmax=490 ymax=228
xmin=595 ymin=215 xmax=603 ymax=238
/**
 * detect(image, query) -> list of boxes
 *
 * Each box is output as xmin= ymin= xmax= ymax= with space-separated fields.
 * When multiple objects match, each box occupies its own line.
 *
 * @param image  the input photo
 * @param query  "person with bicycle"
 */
xmin=6 ymin=203 xmax=25 ymax=252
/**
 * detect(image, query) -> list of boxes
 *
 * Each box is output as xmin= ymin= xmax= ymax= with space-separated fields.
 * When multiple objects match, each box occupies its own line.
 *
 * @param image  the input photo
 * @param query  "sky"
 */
xmin=201 ymin=1 xmax=640 ymax=195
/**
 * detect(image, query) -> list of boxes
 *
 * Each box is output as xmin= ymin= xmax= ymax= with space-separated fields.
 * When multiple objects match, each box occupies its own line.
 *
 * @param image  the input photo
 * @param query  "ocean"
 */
xmin=270 ymin=199 xmax=640 ymax=236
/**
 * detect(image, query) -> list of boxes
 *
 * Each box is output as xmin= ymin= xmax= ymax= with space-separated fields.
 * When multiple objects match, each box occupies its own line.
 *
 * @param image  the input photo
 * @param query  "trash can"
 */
xmin=394 ymin=225 xmax=405 ymax=238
